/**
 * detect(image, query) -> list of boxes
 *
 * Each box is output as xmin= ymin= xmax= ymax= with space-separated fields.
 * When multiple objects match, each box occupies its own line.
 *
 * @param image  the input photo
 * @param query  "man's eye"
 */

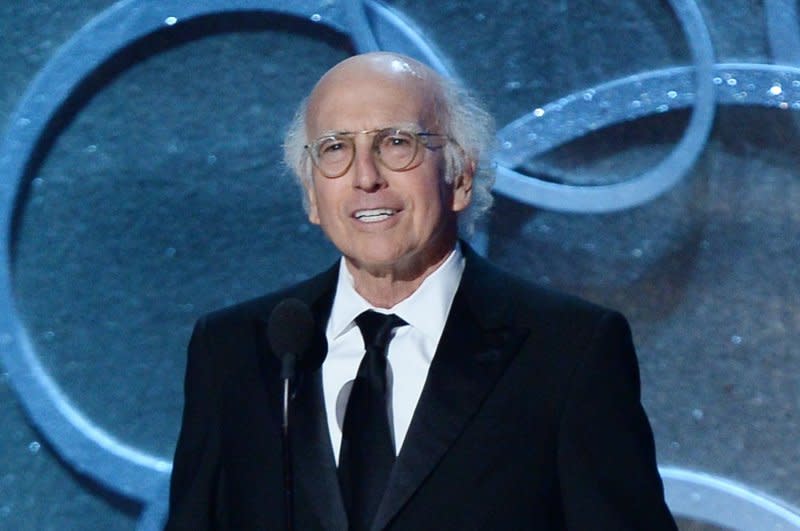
xmin=320 ymin=141 xmax=345 ymax=154
xmin=381 ymin=132 xmax=414 ymax=148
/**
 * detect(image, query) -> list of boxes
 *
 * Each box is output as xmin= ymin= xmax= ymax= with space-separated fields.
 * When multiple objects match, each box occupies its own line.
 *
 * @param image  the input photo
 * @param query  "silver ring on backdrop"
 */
xmin=764 ymin=0 xmax=800 ymax=136
xmin=765 ymin=0 xmax=800 ymax=67
xmin=662 ymin=467 xmax=800 ymax=530
xmin=491 ymin=0 xmax=716 ymax=213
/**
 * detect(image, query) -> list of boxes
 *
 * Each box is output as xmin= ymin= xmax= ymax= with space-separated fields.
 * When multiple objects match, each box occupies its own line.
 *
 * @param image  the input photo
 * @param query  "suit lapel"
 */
xmin=291 ymin=368 xmax=347 ymax=530
xmin=372 ymin=248 xmax=530 ymax=530
xmin=256 ymin=265 xmax=348 ymax=531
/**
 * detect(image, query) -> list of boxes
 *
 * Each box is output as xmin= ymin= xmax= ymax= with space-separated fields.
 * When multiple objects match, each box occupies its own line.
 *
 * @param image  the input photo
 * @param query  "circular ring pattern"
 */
xmin=2 ymin=1 xmax=799 ymax=529
xmin=492 ymin=0 xmax=716 ymax=213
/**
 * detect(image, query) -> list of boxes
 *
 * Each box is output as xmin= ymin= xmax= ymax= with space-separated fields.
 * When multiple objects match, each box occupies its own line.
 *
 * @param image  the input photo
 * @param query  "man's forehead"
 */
xmin=306 ymin=58 xmax=443 ymax=134
xmin=312 ymin=66 xmax=431 ymax=104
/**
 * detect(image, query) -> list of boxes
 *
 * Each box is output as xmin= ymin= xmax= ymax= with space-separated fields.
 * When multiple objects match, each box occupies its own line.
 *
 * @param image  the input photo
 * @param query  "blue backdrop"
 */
xmin=1 ymin=1 xmax=799 ymax=529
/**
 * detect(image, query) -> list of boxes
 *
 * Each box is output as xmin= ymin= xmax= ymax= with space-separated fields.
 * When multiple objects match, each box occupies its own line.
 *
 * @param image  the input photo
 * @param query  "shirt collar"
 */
xmin=327 ymin=243 xmax=465 ymax=342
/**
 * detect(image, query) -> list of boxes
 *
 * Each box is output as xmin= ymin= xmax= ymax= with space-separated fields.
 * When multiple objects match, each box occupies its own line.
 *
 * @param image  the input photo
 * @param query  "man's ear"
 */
xmin=452 ymin=159 xmax=475 ymax=212
xmin=304 ymin=181 xmax=321 ymax=225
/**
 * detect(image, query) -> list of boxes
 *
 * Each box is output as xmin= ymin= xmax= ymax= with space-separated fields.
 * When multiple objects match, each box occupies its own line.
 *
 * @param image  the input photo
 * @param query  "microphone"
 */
xmin=268 ymin=298 xmax=314 ymax=381
xmin=267 ymin=298 xmax=314 ymax=531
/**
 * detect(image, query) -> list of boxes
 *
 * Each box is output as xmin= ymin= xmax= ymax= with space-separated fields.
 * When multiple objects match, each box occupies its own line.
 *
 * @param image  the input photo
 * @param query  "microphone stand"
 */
xmin=280 ymin=353 xmax=297 ymax=531
xmin=268 ymin=298 xmax=314 ymax=531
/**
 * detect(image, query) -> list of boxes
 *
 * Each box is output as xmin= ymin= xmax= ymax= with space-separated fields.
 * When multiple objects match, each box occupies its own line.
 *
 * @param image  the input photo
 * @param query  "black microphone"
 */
xmin=268 ymin=298 xmax=314 ymax=381
xmin=267 ymin=298 xmax=314 ymax=531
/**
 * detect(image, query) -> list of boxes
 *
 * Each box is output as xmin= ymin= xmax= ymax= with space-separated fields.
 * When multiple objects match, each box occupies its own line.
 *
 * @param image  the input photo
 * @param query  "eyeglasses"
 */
xmin=304 ymin=127 xmax=451 ymax=179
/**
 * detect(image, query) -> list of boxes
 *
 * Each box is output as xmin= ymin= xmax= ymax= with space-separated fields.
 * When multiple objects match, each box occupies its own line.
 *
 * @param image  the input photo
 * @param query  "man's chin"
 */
xmin=344 ymin=249 xmax=404 ymax=274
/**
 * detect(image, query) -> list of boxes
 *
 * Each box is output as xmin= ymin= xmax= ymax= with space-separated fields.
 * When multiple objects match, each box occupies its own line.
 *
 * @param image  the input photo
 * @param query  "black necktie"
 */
xmin=338 ymin=310 xmax=406 ymax=531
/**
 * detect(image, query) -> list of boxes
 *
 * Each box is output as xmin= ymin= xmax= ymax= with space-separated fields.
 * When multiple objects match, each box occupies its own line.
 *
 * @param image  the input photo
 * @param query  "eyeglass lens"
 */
xmin=312 ymin=129 xmax=423 ymax=177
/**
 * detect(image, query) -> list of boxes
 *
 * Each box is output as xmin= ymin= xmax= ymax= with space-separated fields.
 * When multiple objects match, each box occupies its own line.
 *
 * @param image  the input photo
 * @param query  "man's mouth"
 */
xmin=353 ymin=208 xmax=397 ymax=223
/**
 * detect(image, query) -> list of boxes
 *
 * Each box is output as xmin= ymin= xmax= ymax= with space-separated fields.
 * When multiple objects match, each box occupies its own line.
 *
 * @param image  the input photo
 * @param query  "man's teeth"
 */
xmin=354 ymin=208 xmax=396 ymax=222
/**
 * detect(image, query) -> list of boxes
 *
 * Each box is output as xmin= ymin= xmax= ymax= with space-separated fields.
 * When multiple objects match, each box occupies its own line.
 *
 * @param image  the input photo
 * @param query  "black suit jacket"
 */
xmin=166 ymin=247 xmax=677 ymax=530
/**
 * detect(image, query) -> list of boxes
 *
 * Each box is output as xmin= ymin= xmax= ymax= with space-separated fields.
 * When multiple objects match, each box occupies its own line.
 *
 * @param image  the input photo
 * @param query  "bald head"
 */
xmin=314 ymin=52 xmax=434 ymax=87
xmin=306 ymin=52 xmax=447 ymax=140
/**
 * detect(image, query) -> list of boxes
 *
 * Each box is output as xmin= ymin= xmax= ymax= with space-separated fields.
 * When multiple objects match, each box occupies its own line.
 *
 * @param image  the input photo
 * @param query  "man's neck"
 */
xmin=345 ymin=244 xmax=456 ymax=309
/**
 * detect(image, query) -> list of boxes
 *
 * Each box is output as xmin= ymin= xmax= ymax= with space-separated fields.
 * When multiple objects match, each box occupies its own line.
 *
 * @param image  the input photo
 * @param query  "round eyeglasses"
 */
xmin=304 ymin=127 xmax=451 ymax=179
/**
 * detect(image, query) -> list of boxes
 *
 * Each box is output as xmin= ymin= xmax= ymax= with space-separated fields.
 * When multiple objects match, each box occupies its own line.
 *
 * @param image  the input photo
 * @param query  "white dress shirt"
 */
xmin=322 ymin=244 xmax=465 ymax=463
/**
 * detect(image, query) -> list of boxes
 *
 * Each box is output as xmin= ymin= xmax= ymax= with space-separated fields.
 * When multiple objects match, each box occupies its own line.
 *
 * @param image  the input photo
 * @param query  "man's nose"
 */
xmin=351 ymin=137 xmax=385 ymax=191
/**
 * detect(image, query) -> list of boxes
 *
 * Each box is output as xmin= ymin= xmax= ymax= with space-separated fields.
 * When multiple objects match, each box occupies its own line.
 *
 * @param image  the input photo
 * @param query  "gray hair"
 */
xmin=282 ymin=76 xmax=495 ymax=236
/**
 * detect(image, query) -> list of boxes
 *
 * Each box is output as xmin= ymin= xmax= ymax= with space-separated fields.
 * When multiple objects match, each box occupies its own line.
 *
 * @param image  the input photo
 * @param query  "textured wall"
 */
xmin=1 ymin=1 xmax=798 ymax=529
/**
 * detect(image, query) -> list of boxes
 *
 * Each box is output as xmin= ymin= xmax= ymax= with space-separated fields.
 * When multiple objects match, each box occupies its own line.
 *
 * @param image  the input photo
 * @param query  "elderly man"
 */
xmin=166 ymin=52 xmax=677 ymax=530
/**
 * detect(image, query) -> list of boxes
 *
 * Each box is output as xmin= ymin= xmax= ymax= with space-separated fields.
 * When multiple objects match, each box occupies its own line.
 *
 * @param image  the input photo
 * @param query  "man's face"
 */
xmin=303 ymin=57 xmax=472 ymax=280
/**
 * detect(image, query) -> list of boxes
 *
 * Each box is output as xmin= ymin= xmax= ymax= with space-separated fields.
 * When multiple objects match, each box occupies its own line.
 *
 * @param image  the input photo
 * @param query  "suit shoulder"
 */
xmin=474 ymin=256 xmax=619 ymax=327
xmin=518 ymin=275 xmax=615 ymax=322
xmin=198 ymin=264 xmax=337 ymax=330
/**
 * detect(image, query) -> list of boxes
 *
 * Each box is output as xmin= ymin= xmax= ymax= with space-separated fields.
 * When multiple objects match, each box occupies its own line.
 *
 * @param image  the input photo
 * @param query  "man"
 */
xmin=166 ymin=52 xmax=677 ymax=530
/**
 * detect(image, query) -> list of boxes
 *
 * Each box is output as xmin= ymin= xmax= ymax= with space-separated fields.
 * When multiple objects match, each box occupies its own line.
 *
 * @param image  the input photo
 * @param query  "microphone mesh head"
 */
xmin=267 ymin=298 xmax=314 ymax=361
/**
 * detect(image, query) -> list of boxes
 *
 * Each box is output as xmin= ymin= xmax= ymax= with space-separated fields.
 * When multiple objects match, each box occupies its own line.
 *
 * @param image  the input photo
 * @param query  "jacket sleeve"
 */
xmin=165 ymin=317 xmax=224 ymax=530
xmin=557 ymin=311 xmax=677 ymax=531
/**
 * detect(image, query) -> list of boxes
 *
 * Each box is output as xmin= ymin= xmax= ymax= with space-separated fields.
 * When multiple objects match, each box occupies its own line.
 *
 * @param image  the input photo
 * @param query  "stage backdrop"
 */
xmin=1 ymin=1 xmax=799 ymax=529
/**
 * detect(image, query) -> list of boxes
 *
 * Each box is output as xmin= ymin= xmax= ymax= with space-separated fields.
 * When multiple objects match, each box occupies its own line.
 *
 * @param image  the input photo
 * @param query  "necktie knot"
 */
xmin=354 ymin=311 xmax=406 ymax=353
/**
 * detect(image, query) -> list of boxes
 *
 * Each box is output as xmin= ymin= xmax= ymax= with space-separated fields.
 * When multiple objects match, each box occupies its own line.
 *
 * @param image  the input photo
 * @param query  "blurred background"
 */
xmin=1 ymin=1 xmax=798 ymax=529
